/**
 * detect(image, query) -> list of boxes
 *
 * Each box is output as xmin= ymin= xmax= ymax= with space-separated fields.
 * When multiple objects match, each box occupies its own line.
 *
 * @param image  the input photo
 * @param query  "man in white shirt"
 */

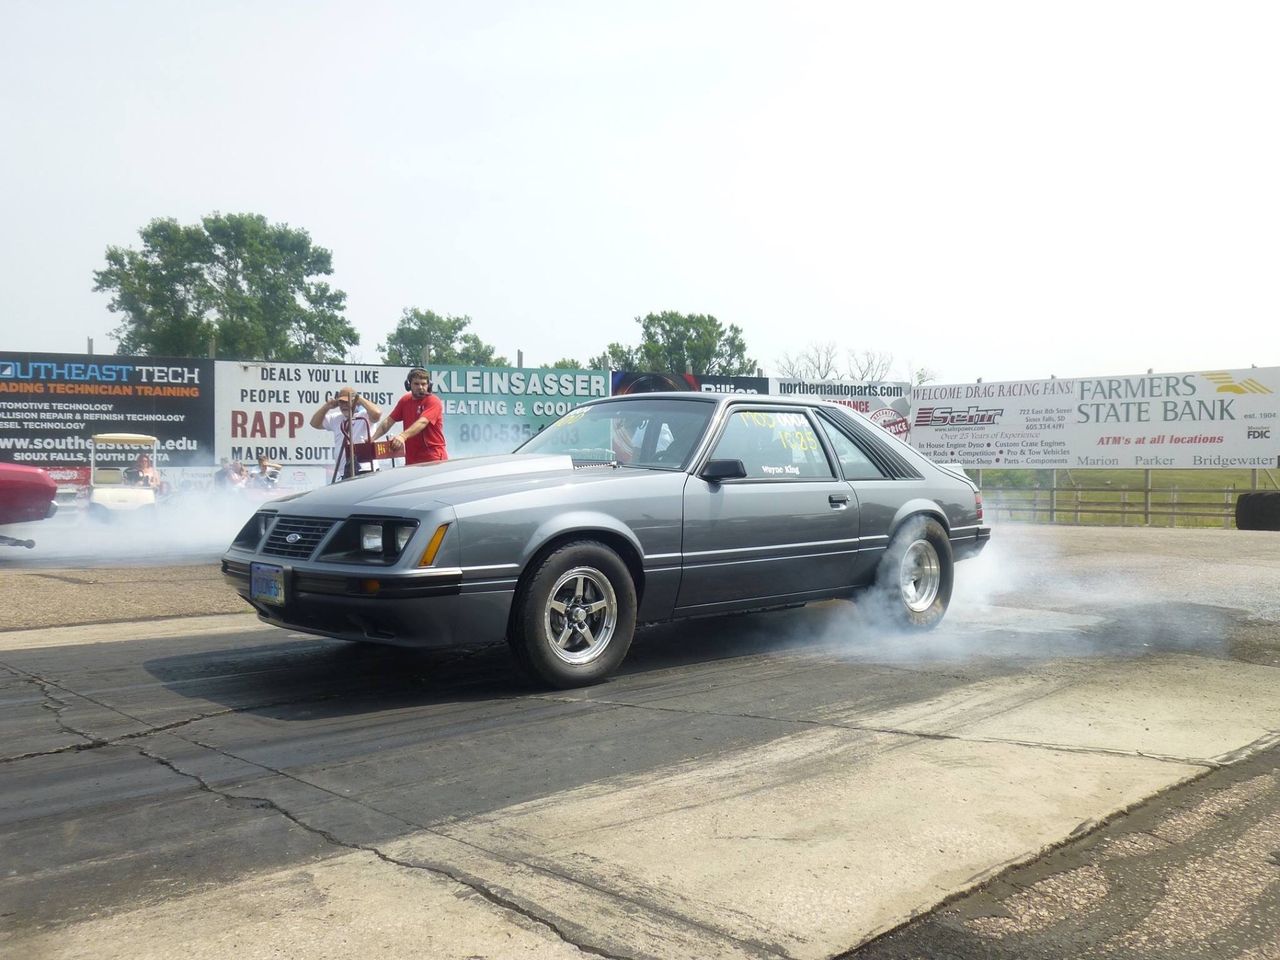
xmin=309 ymin=386 xmax=383 ymax=482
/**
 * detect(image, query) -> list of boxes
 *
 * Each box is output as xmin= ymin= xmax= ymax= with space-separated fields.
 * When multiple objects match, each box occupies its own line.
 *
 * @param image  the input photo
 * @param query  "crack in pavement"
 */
xmin=160 ymin=730 xmax=799 ymax=960
xmin=4 ymin=665 xmax=794 ymax=960
xmin=0 ymin=664 xmax=107 ymax=755
xmin=133 ymin=739 xmax=755 ymax=960
xmin=0 ymin=659 xmax=355 ymax=765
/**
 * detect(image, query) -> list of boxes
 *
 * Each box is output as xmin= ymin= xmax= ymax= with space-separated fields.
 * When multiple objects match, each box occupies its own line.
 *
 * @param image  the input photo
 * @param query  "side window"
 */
xmin=711 ymin=410 xmax=834 ymax=480
xmin=816 ymin=417 xmax=887 ymax=480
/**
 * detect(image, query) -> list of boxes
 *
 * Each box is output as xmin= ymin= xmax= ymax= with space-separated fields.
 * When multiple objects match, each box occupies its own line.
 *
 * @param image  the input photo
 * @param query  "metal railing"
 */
xmin=973 ymin=467 xmax=1280 ymax=528
xmin=982 ymin=485 xmax=1246 ymax=527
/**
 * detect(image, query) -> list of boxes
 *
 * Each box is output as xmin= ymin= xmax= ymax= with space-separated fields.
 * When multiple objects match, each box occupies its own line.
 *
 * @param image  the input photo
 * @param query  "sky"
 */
xmin=2 ymin=1 xmax=1277 ymax=385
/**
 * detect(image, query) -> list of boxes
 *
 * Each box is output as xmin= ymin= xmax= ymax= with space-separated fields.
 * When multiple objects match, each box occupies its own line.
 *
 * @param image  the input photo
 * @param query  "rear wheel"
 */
xmin=509 ymin=541 xmax=637 ymax=688
xmin=873 ymin=517 xmax=954 ymax=629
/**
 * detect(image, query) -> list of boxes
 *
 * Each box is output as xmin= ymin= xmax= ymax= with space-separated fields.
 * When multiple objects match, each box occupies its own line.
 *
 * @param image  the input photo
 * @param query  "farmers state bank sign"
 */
xmin=910 ymin=366 xmax=1280 ymax=469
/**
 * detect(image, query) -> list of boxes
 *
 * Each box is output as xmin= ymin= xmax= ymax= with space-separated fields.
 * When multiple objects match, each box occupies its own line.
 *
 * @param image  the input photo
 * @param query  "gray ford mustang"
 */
xmin=222 ymin=393 xmax=989 ymax=687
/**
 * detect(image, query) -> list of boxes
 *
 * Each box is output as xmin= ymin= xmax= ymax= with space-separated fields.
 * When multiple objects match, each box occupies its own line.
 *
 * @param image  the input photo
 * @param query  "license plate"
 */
xmin=250 ymin=562 xmax=286 ymax=606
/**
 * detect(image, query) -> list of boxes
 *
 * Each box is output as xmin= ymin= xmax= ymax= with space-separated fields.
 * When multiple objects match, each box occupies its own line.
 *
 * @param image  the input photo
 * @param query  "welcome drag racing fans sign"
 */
xmin=0 ymin=351 xmax=213 ymax=484
xmin=910 ymin=366 xmax=1280 ymax=469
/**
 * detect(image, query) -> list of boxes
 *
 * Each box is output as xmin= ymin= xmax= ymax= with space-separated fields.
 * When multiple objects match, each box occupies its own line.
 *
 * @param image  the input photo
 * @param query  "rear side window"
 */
xmin=815 ymin=418 xmax=885 ymax=480
xmin=817 ymin=409 xmax=922 ymax=480
xmin=711 ymin=410 xmax=835 ymax=480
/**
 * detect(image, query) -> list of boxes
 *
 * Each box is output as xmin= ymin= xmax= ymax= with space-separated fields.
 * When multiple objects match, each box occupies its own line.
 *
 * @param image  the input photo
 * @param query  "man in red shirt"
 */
xmin=372 ymin=368 xmax=448 ymax=464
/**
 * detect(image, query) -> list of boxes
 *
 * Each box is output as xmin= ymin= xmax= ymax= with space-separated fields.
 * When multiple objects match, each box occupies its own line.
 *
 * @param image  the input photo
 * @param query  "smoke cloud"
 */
xmin=2 ymin=489 xmax=262 ymax=567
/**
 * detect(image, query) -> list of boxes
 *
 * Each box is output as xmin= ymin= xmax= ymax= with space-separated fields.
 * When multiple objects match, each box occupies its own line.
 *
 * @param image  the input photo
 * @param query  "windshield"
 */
xmin=516 ymin=398 xmax=715 ymax=469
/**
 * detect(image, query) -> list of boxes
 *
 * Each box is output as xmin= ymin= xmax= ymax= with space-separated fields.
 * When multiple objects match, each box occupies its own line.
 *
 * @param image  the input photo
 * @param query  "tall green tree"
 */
xmin=587 ymin=343 xmax=640 ymax=371
xmin=379 ymin=309 xmax=508 ymax=366
xmin=94 ymin=213 xmax=357 ymax=361
xmin=592 ymin=312 xmax=755 ymax=374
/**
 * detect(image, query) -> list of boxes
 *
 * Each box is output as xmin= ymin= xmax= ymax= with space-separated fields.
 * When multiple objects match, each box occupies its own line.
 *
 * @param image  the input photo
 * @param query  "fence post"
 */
xmin=1121 ymin=490 xmax=1128 ymax=525
xmin=1171 ymin=487 xmax=1178 ymax=528
xmin=1225 ymin=485 xmax=1232 ymax=529
xmin=1143 ymin=469 xmax=1151 ymax=526
xmin=1050 ymin=473 xmax=1057 ymax=524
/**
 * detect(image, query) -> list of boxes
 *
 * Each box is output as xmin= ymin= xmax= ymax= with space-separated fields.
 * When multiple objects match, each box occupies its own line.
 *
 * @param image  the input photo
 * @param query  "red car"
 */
xmin=0 ymin=463 xmax=58 ymax=548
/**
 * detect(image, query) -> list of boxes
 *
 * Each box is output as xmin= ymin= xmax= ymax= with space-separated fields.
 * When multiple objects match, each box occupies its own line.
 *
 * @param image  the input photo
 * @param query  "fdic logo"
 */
xmin=914 ymin=405 xmax=1004 ymax=427
xmin=1247 ymin=427 xmax=1272 ymax=440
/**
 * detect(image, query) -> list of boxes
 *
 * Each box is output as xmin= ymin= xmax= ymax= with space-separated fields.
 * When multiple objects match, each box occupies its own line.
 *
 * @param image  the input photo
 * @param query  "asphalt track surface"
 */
xmin=1 ymin=525 xmax=1278 ymax=959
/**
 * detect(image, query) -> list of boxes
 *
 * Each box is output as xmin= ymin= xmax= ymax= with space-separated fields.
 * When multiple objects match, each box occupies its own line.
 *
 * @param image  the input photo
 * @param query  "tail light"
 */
xmin=975 ymin=490 xmax=984 ymax=522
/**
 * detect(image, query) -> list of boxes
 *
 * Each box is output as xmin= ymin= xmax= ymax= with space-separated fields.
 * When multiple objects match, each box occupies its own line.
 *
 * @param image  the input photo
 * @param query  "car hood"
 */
xmin=273 ymin=454 xmax=655 ymax=513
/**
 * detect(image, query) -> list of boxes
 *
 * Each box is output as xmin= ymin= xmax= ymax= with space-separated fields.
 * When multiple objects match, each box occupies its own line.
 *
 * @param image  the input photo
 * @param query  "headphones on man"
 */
xmin=404 ymin=368 xmax=432 ymax=392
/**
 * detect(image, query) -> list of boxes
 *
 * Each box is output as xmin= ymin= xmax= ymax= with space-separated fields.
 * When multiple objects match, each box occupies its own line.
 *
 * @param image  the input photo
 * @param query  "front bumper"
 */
xmin=221 ymin=558 xmax=513 ymax=648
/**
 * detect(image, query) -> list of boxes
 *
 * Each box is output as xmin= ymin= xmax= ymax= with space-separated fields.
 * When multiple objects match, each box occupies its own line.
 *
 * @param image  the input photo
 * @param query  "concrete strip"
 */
xmin=9 ymin=848 xmax=588 ymax=960
xmin=0 ymin=613 xmax=275 ymax=652
xmin=392 ymin=728 xmax=1198 ymax=960
xmin=845 ymin=654 xmax=1280 ymax=764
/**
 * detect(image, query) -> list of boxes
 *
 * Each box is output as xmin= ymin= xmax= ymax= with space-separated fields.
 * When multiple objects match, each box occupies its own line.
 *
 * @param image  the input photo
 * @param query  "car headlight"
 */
xmin=320 ymin=518 xmax=419 ymax=564
xmin=395 ymin=525 xmax=415 ymax=552
xmin=232 ymin=511 xmax=274 ymax=549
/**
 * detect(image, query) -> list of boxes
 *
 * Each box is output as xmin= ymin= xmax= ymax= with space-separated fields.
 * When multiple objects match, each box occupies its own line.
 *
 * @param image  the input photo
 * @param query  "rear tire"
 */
xmin=509 ymin=541 xmax=637 ymax=688
xmin=1258 ymin=492 xmax=1280 ymax=531
xmin=873 ymin=517 xmax=954 ymax=630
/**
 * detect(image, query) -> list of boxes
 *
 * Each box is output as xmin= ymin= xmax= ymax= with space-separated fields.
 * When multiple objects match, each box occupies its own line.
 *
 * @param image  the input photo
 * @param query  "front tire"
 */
xmin=874 ymin=517 xmax=954 ymax=629
xmin=509 ymin=541 xmax=637 ymax=688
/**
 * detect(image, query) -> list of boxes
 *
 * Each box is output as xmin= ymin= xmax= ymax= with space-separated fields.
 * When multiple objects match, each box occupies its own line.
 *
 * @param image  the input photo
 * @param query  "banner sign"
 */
xmin=910 ymin=367 xmax=1280 ymax=469
xmin=769 ymin=378 xmax=913 ymax=440
xmin=611 ymin=372 xmax=769 ymax=395
xmin=0 ymin=351 xmax=214 ymax=468
xmin=214 ymin=360 xmax=404 ymax=468
xmin=215 ymin=361 xmax=610 ymax=468
xmin=427 ymin=365 xmax=609 ymax=454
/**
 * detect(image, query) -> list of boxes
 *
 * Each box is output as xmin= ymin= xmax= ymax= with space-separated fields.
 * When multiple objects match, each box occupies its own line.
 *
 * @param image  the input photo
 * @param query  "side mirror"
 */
xmin=700 ymin=458 xmax=747 ymax=483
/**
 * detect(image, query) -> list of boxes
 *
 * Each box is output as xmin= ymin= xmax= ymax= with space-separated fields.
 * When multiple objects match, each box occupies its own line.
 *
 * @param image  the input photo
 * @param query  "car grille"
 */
xmin=261 ymin=516 xmax=337 ymax=560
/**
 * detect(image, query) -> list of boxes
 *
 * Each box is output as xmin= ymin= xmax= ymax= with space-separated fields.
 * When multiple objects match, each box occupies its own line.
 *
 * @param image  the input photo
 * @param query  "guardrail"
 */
xmin=983 ymin=485 xmax=1247 ymax=527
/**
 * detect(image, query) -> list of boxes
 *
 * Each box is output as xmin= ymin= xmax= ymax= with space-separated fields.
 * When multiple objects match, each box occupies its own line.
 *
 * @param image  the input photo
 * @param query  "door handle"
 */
xmin=828 ymin=494 xmax=850 ymax=507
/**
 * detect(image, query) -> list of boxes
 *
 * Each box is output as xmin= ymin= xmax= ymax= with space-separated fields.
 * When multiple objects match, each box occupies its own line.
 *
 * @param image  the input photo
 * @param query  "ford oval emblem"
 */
xmin=285 ymin=533 xmax=301 ymax=544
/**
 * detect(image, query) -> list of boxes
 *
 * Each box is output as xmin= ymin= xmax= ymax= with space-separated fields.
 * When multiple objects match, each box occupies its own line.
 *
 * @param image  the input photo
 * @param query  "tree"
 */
xmin=846 ymin=349 xmax=894 ymax=381
xmin=379 ymin=309 xmax=508 ymax=366
xmin=548 ymin=357 xmax=584 ymax=370
xmin=593 ymin=312 xmax=755 ymax=374
xmin=94 ymin=213 xmax=357 ymax=361
xmin=776 ymin=341 xmax=841 ymax=379
xmin=904 ymin=362 xmax=938 ymax=386
xmin=587 ymin=343 xmax=640 ymax=371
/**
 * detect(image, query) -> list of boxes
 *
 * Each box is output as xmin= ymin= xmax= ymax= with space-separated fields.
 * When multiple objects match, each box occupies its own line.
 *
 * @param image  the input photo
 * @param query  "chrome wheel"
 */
xmin=543 ymin=566 xmax=618 ymax=665
xmin=899 ymin=538 xmax=941 ymax=613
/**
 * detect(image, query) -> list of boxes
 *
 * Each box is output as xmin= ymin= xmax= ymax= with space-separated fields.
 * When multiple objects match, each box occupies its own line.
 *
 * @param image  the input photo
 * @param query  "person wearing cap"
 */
xmin=310 ymin=386 xmax=383 ymax=481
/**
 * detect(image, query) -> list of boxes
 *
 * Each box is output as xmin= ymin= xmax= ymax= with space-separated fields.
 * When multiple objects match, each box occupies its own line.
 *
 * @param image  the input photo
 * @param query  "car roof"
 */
xmin=587 ymin=391 xmax=851 ymax=411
